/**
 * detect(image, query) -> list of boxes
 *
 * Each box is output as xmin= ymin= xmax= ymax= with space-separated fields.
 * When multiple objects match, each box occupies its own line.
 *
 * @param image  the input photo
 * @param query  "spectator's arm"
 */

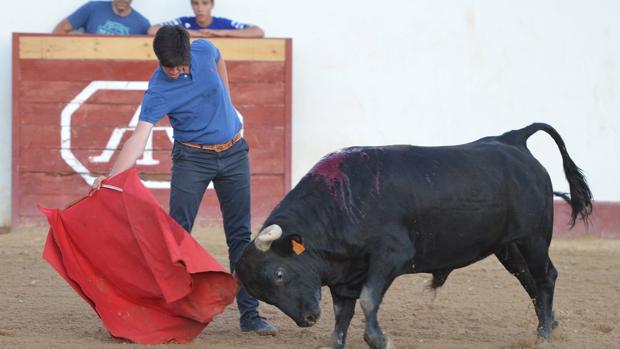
xmin=200 ymin=25 xmax=265 ymax=38
xmin=52 ymin=18 xmax=75 ymax=34
xmin=147 ymin=24 xmax=162 ymax=36
xmin=232 ymin=25 xmax=265 ymax=38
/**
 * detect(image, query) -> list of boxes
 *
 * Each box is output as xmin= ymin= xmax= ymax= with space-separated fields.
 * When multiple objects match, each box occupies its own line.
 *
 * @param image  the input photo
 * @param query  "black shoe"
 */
xmin=240 ymin=316 xmax=278 ymax=336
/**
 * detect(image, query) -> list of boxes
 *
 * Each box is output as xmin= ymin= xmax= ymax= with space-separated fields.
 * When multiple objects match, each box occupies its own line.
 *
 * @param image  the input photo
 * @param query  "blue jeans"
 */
xmin=169 ymin=138 xmax=259 ymax=323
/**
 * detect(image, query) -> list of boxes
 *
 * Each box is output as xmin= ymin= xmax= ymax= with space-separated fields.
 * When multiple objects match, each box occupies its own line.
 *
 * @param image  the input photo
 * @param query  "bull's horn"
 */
xmin=255 ymin=224 xmax=283 ymax=252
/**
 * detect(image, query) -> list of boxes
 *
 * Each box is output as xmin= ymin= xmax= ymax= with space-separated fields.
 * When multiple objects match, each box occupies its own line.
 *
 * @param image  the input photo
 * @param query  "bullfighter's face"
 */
xmin=236 ymin=225 xmax=322 ymax=327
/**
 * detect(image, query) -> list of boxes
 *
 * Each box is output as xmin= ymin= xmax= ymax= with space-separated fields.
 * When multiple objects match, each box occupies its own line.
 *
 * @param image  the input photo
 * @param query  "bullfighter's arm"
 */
xmin=217 ymin=56 xmax=231 ymax=94
xmin=92 ymin=121 xmax=153 ymax=189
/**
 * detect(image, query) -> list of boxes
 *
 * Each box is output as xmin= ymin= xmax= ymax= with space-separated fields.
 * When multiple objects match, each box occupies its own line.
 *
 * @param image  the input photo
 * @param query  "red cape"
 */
xmin=40 ymin=168 xmax=238 ymax=344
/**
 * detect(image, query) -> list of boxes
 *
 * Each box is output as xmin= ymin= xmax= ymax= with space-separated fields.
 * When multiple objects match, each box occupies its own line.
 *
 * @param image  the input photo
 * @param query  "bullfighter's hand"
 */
xmin=91 ymin=175 xmax=107 ymax=191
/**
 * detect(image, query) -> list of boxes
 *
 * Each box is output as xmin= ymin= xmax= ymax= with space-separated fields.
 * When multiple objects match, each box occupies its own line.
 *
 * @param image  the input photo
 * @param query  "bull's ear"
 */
xmin=255 ymin=224 xmax=283 ymax=252
xmin=289 ymin=235 xmax=305 ymax=255
xmin=272 ymin=234 xmax=304 ymax=256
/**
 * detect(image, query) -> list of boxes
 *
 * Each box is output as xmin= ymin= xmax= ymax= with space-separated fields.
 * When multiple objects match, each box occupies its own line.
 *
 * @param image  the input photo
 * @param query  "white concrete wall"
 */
xmin=1 ymin=0 xmax=618 ymax=226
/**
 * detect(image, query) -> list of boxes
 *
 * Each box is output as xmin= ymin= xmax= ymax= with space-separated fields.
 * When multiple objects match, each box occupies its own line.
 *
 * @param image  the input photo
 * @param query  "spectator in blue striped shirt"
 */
xmin=148 ymin=0 xmax=264 ymax=38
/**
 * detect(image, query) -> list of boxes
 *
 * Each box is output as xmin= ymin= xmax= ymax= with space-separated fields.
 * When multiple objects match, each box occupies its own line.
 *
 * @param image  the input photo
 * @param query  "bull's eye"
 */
xmin=274 ymin=268 xmax=285 ymax=285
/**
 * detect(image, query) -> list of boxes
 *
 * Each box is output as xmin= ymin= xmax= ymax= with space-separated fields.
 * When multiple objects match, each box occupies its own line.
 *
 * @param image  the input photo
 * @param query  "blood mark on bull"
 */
xmin=309 ymin=150 xmax=382 ymax=217
xmin=309 ymin=151 xmax=354 ymax=215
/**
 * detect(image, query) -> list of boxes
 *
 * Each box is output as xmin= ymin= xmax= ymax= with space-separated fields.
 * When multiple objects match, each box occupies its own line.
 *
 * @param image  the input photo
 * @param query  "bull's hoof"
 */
xmin=330 ymin=331 xmax=346 ymax=349
xmin=536 ymin=326 xmax=552 ymax=341
xmin=537 ymin=318 xmax=559 ymax=340
xmin=363 ymin=333 xmax=394 ymax=349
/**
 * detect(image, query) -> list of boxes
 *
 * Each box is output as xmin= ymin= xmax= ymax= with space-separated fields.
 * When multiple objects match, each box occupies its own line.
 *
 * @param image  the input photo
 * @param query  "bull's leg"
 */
xmin=546 ymin=260 xmax=559 ymax=329
xmin=359 ymin=245 xmax=413 ymax=348
xmin=329 ymin=290 xmax=356 ymax=349
xmin=496 ymin=243 xmax=537 ymax=299
xmin=359 ymin=275 xmax=395 ymax=349
xmin=518 ymin=238 xmax=558 ymax=339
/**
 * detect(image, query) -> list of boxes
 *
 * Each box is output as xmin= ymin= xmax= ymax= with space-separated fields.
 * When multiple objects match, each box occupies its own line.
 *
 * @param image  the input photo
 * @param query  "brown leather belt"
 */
xmin=179 ymin=132 xmax=242 ymax=152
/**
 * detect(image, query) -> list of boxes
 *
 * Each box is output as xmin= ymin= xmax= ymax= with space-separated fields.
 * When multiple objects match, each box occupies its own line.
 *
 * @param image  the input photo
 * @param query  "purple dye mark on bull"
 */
xmin=309 ymin=151 xmax=355 ymax=216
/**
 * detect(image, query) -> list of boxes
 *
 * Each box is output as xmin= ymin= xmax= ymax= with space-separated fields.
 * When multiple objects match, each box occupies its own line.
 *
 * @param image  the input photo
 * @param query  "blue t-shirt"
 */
xmin=162 ymin=16 xmax=251 ymax=31
xmin=68 ymin=1 xmax=150 ymax=35
xmin=139 ymin=40 xmax=242 ymax=145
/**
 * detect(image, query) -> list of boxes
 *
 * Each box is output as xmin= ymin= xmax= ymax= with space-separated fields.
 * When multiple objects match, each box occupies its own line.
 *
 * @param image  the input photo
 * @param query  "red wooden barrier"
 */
xmin=12 ymin=34 xmax=292 ymax=229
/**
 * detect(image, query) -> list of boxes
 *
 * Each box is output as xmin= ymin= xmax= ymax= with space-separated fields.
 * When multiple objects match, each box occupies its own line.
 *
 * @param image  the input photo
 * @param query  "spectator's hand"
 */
xmin=186 ymin=29 xmax=214 ymax=38
xmin=198 ymin=29 xmax=230 ymax=38
xmin=197 ymin=29 xmax=216 ymax=37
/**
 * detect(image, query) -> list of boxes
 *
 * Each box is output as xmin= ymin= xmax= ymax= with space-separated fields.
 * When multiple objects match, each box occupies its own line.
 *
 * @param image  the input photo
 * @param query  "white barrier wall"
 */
xmin=1 ymin=0 xmax=619 ymax=227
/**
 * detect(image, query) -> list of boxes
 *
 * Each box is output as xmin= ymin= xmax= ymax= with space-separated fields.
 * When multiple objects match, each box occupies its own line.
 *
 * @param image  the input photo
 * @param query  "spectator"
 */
xmin=148 ymin=0 xmax=263 ymax=38
xmin=53 ymin=0 xmax=150 ymax=35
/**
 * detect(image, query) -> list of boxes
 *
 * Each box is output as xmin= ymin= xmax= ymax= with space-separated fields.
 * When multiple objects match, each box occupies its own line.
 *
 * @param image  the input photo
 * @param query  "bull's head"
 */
xmin=236 ymin=224 xmax=322 ymax=327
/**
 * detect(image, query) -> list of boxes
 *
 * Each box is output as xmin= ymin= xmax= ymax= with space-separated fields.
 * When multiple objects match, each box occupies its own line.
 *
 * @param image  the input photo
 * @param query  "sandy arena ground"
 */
xmin=1 ymin=227 xmax=619 ymax=349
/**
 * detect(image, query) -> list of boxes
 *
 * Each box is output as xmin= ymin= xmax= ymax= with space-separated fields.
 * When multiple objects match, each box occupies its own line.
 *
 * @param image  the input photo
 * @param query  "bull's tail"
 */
xmin=500 ymin=123 xmax=593 ymax=227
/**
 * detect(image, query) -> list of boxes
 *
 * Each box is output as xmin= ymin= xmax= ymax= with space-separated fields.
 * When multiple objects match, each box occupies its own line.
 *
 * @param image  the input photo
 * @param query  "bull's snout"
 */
xmin=298 ymin=311 xmax=321 ymax=327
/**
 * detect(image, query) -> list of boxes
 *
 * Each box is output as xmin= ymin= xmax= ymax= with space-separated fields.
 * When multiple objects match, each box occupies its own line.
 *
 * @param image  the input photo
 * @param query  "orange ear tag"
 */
xmin=291 ymin=239 xmax=305 ymax=255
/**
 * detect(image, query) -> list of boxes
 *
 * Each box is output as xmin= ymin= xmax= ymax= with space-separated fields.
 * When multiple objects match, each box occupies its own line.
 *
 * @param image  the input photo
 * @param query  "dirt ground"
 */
xmin=1 ymin=228 xmax=619 ymax=349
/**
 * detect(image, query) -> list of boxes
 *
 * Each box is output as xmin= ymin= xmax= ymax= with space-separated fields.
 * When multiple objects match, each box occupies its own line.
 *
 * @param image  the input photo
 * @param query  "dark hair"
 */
xmin=153 ymin=25 xmax=191 ymax=67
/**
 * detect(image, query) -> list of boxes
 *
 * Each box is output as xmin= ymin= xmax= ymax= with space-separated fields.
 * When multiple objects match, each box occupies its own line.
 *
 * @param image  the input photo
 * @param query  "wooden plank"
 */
xmin=20 ymin=103 xmax=148 ymax=127
xmin=21 ymin=122 xmax=283 ymax=147
xmin=19 ymin=172 xmax=89 ymax=195
xmin=20 ymin=60 xmax=158 ymax=81
xmin=18 ymin=81 xmax=145 ymax=104
xmin=20 ymin=102 xmax=284 ymax=128
xmin=239 ymin=105 xmax=286 ymax=128
xmin=19 ymin=81 xmax=284 ymax=105
xmin=19 ymin=60 xmax=285 ymax=83
xmin=19 ymin=127 xmax=284 ymax=174
xmin=20 ymin=149 xmax=173 ymax=174
xmin=245 ymin=130 xmax=286 ymax=174
xmin=18 ymin=174 xmax=284 ymax=225
xmin=231 ymin=82 xmax=285 ymax=105
xmin=18 ymin=81 xmax=90 ymax=104
xmin=226 ymin=61 xmax=285 ymax=82
xmin=18 ymin=35 xmax=286 ymax=62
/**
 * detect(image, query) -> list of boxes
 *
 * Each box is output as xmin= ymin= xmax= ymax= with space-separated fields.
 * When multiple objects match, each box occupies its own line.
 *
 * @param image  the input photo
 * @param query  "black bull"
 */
xmin=236 ymin=123 xmax=592 ymax=349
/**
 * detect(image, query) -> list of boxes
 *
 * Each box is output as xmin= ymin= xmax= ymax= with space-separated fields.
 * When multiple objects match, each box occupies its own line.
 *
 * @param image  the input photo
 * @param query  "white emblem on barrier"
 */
xmin=60 ymin=80 xmax=243 ymax=189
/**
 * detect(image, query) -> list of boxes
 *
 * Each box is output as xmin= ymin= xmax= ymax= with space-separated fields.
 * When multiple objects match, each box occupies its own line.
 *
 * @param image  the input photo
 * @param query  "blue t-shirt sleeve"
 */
xmin=139 ymin=91 xmax=168 ymax=124
xmin=161 ymin=17 xmax=182 ymax=26
xmin=214 ymin=17 xmax=250 ymax=30
xmin=137 ymin=14 xmax=151 ymax=33
xmin=67 ymin=1 xmax=94 ymax=29
xmin=229 ymin=19 xmax=250 ymax=29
